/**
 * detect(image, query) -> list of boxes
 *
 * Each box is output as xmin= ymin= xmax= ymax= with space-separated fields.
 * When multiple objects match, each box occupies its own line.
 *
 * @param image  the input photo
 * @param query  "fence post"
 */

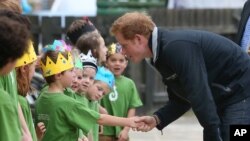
xmin=41 ymin=16 xmax=63 ymax=46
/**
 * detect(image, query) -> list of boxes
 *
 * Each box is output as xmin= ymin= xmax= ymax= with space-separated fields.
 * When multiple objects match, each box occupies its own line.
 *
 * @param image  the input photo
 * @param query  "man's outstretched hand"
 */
xmin=133 ymin=116 xmax=157 ymax=132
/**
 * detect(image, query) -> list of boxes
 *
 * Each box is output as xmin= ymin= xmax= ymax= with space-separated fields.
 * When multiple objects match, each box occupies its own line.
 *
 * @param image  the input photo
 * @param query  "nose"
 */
xmin=72 ymin=77 xmax=77 ymax=83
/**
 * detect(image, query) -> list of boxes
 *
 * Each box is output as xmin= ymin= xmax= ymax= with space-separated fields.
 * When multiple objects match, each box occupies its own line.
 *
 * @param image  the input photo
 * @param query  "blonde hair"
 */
xmin=0 ymin=0 xmax=22 ymax=13
xmin=110 ymin=11 xmax=155 ymax=40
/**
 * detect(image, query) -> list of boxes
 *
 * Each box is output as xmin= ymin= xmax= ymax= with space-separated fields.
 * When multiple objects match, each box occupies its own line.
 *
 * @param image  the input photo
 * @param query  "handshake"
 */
xmin=127 ymin=115 xmax=160 ymax=132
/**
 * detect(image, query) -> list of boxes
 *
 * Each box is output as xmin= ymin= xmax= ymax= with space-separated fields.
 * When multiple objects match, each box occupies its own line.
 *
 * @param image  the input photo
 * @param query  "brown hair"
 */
xmin=16 ymin=64 xmax=31 ymax=96
xmin=0 ymin=17 xmax=29 ymax=69
xmin=67 ymin=19 xmax=89 ymax=33
xmin=110 ymin=11 xmax=155 ymax=40
xmin=76 ymin=31 xmax=101 ymax=58
xmin=40 ymin=51 xmax=68 ymax=84
xmin=0 ymin=0 xmax=22 ymax=13
xmin=66 ymin=19 xmax=96 ymax=45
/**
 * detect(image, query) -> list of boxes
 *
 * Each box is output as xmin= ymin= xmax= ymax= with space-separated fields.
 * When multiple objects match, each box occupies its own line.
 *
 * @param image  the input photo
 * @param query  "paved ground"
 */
xmin=129 ymin=110 xmax=203 ymax=141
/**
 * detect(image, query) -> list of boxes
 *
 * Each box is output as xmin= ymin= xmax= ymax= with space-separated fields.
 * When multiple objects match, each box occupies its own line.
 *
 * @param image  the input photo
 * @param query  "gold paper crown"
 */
xmin=16 ymin=40 xmax=37 ymax=67
xmin=40 ymin=52 xmax=74 ymax=77
xmin=107 ymin=43 xmax=122 ymax=57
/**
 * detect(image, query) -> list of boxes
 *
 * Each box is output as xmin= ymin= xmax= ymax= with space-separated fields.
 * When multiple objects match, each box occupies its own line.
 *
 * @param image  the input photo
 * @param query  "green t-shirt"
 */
xmin=64 ymin=88 xmax=100 ymax=141
xmin=88 ymin=100 xmax=99 ymax=141
xmin=64 ymin=88 xmax=90 ymax=139
xmin=0 ymin=70 xmax=22 ymax=134
xmin=0 ymin=70 xmax=19 ymax=106
xmin=0 ymin=89 xmax=22 ymax=141
xmin=35 ymin=91 xmax=100 ymax=141
xmin=18 ymin=95 xmax=37 ymax=141
xmin=100 ymin=75 xmax=143 ymax=137
xmin=64 ymin=88 xmax=89 ymax=107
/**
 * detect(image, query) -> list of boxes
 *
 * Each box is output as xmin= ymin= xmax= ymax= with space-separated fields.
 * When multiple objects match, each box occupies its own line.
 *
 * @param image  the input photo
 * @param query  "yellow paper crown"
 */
xmin=107 ymin=43 xmax=123 ymax=57
xmin=15 ymin=40 xmax=37 ymax=67
xmin=40 ymin=52 xmax=74 ymax=77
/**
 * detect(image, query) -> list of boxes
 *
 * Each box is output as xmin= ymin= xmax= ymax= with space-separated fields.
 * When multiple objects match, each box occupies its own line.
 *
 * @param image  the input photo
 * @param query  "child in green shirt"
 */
xmin=15 ymin=40 xmax=46 ymax=141
xmin=84 ymin=66 xmax=115 ymax=141
xmin=100 ymin=43 xmax=143 ymax=141
xmin=71 ymin=49 xmax=113 ymax=141
xmin=0 ymin=16 xmax=29 ymax=141
xmin=36 ymin=40 xmax=141 ymax=141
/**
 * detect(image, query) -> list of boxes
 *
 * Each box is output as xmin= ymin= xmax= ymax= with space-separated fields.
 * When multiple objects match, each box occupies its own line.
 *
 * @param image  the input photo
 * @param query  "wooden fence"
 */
xmin=27 ymin=8 xmax=241 ymax=112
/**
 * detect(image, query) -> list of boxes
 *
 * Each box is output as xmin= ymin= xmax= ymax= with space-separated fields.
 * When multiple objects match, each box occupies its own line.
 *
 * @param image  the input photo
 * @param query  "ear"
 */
xmin=135 ymin=34 xmax=148 ymax=47
xmin=124 ymin=59 xmax=128 ymax=67
xmin=92 ymin=49 xmax=98 ymax=58
xmin=54 ymin=73 xmax=62 ymax=80
xmin=134 ymin=34 xmax=141 ymax=42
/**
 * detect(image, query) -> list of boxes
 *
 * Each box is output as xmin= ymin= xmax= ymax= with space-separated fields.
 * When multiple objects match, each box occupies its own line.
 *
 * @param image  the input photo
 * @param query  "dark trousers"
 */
xmin=219 ymin=96 xmax=250 ymax=141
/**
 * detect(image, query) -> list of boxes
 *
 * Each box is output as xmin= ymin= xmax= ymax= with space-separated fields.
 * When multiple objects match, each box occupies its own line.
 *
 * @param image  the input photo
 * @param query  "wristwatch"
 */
xmin=152 ymin=114 xmax=161 ymax=125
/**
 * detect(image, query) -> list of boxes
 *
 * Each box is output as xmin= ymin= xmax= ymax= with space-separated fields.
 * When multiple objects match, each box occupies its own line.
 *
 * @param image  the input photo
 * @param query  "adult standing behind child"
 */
xmin=100 ymin=43 xmax=143 ymax=141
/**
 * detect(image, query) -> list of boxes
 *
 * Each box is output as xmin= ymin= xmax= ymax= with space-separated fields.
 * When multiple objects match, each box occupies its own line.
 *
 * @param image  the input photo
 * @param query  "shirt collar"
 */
xmin=152 ymin=27 xmax=158 ymax=63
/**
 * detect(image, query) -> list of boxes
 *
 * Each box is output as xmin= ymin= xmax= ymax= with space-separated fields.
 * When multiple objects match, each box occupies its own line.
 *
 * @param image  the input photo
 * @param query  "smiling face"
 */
xmin=106 ymin=53 xmax=127 ymax=77
xmin=71 ymin=68 xmax=83 ymax=92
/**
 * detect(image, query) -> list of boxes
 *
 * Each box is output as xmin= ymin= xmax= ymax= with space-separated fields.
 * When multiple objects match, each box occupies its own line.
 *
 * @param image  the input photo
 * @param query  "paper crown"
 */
xmin=79 ymin=50 xmax=98 ymax=71
xmin=42 ymin=40 xmax=72 ymax=53
xmin=95 ymin=66 xmax=115 ymax=89
xmin=74 ymin=56 xmax=83 ymax=69
xmin=40 ymin=40 xmax=74 ymax=77
xmin=16 ymin=40 xmax=37 ymax=67
xmin=107 ymin=43 xmax=123 ymax=57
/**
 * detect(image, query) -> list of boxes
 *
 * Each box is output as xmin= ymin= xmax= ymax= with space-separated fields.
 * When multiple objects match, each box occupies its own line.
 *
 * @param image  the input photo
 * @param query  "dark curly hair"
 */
xmin=0 ymin=9 xmax=31 ymax=30
xmin=0 ymin=17 xmax=30 ymax=69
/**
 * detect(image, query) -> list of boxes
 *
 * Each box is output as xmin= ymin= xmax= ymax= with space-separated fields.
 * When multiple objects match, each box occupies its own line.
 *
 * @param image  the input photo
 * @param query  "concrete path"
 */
xmin=129 ymin=111 xmax=203 ymax=141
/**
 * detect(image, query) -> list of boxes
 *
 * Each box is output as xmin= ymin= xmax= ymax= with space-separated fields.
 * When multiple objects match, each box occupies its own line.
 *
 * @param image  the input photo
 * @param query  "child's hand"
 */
xmin=36 ymin=122 xmax=46 ymax=140
xmin=134 ymin=116 xmax=157 ymax=132
xmin=118 ymin=129 xmax=129 ymax=141
xmin=129 ymin=116 xmax=145 ymax=128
